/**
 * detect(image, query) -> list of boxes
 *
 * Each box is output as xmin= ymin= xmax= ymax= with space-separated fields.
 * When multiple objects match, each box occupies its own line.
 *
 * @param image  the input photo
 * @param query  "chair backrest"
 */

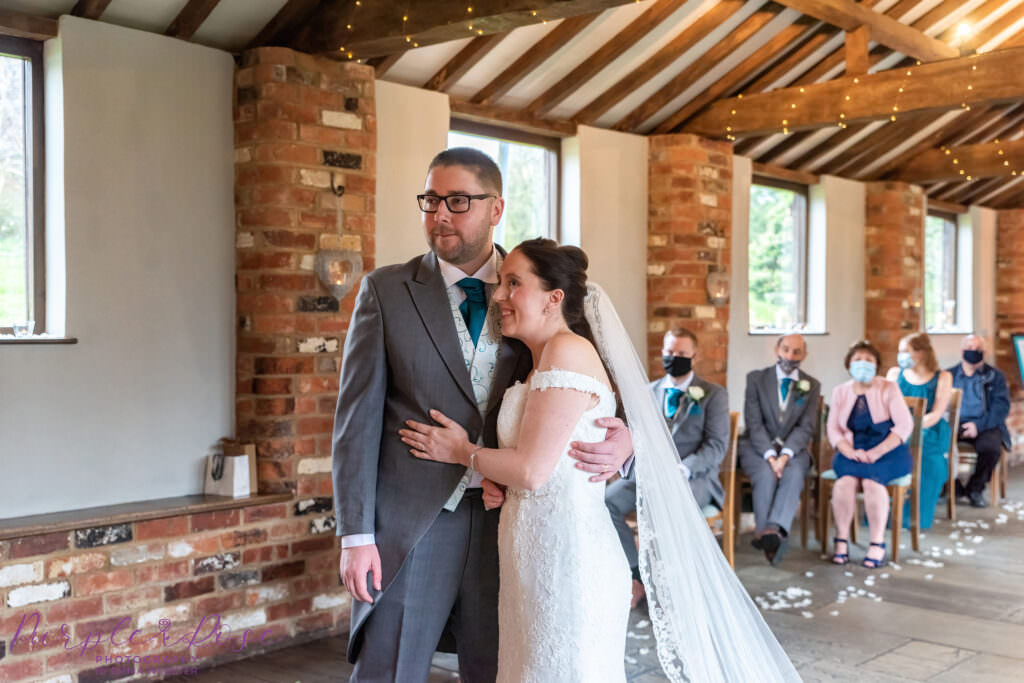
xmin=903 ymin=396 xmax=926 ymax=482
xmin=720 ymin=412 xmax=739 ymax=495
xmin=947 ymin=388 xmax=962 ymax=456
xmin=809 ymin=394 xmax=825 ymax=471
xmin=816 ymin=400 xmax=831 ymax=473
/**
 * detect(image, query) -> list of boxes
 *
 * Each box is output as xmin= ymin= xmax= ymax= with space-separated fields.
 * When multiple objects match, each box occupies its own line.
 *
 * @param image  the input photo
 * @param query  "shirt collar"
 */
xmin=660 ymin=373 xmax=695 ymax=393
xmin=438 ymin=247 xmax=500 ymax=288
xmin=775 ymin=364 xmax=800 ymax=383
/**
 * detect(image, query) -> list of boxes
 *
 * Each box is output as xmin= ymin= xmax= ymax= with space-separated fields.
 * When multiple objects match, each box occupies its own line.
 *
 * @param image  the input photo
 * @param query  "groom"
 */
xmin=331 ymin=147 xmax=633 ymax=681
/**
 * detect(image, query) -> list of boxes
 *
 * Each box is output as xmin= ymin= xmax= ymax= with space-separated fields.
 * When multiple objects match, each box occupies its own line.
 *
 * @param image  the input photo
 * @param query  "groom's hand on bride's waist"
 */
xmin=340 ymin=544 xmax=382 ymax=603
xmin=568 ymin=417 xmax=633 ymax=482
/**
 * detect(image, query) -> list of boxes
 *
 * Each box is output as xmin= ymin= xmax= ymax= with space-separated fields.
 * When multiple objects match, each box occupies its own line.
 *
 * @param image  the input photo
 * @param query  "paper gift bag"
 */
xmin=204 ymin=442 xmax=257 ymax=497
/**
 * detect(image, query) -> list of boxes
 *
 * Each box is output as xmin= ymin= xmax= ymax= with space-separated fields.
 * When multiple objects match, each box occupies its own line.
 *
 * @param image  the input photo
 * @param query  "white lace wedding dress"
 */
xmin=495 ymin=368 xmax=631 ymax=683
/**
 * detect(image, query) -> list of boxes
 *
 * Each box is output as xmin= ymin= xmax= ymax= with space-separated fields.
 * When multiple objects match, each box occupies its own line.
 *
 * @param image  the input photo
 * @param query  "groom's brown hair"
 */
xmin=429 ymin=147 xmax=503 ymax=195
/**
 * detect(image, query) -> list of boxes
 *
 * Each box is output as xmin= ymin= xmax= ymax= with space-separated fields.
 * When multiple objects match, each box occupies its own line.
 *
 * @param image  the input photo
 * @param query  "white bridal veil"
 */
xmin=584 ymin=283 xmax=801 ymax=683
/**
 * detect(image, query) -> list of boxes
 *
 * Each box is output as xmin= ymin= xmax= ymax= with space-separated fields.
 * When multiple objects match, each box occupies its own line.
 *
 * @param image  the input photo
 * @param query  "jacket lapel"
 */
xmin=406 ymin=252 xmax=477 ymax=407
xmin=761 ymin=367 xmax=782 ymax=427
xmin=778 ymin=371 xmax=808 ymax=435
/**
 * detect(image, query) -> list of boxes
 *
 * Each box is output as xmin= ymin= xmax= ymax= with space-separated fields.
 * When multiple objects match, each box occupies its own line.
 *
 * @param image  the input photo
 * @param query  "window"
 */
xmin=924 ymin=210 xmax=968 ymax=332
xmin=0 ymin=36 xmax=44 ymax=334
xmin=748 ymin=177 xmax=809 ymax=332
xmin=447 ymin=120 xmax=558 ymax=248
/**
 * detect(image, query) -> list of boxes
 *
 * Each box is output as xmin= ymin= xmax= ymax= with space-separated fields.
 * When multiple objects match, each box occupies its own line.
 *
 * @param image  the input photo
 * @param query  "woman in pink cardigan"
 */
xmin=827 ymin=341 xmax=913 ymax=568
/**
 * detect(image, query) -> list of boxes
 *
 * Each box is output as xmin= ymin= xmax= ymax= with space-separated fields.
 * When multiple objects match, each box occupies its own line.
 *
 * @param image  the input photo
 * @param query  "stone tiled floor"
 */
xmin=170 ymin=468 xmax=1024 ymax=682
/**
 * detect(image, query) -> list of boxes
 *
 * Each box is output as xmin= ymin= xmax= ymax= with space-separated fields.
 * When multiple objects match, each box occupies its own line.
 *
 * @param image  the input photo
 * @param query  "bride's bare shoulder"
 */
xmin=538 ymin=332 xmax=607 ymax=382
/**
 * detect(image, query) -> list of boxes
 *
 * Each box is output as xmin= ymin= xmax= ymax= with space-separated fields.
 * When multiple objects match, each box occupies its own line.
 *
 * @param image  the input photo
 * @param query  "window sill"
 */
xmin=748 ymin=331 xmax=829 ymax=337
xmin=0 ymin=336 xmax=78 ymax=345
xmin=0 ymin=493 xmax=294 ymax=541
xmin=925 ymin=329 xmax=971 ymax=336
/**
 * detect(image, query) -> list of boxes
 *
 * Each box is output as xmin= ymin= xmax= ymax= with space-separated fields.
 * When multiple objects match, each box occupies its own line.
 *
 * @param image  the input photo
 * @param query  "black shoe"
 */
xmin=768 ymin=537 xmax=789 ymax=567
xmin=955 ymin=480 xmax=970 ymax=503
xmin=968 ymin=491 xmax=988 ymax=508
xmin=751 ymin=536 xmax=764 ymax=551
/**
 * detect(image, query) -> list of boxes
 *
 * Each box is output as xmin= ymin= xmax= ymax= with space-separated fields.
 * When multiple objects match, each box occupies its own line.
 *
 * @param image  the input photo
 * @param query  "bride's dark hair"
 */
xmin=513 ymin=238 xmax=594 ymax=344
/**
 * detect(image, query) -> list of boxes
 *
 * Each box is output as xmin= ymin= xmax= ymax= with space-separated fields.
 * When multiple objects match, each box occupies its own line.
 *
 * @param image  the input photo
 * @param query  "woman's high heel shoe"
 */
xmin=831 ymin=538 xmax=850 ymax=566
xmin=862 ymin=541 xmax=887 ymax=569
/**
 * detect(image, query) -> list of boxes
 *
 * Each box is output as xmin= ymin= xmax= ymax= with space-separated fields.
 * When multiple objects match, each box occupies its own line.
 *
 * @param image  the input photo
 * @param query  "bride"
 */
xmin=400 ymin=238 xmax=800 ymax=682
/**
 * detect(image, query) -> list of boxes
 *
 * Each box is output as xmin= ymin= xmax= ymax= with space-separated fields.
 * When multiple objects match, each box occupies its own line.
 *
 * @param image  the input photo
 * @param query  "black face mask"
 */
xmin=663 ymin=355 xmax=692 ymax=378
xmin=777 ymin=357 xmax=801 ymax=374
xmin=963 ymin=349 xmax=984 ymax=365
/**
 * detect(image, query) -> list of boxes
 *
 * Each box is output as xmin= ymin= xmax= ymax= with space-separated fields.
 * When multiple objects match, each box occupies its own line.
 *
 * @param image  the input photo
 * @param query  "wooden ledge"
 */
xmin=0 ymin=493 xmax=294 ymax=541
xmin=0 ymin=336 xmax=78 ymax=345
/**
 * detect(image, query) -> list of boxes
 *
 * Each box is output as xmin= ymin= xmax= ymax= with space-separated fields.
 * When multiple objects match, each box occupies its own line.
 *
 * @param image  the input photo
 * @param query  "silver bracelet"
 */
xmin=469 ymin=447 xmax=482 ymax=471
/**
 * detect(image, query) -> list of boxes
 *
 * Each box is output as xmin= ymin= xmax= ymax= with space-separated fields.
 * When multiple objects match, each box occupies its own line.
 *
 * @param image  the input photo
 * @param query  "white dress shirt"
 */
xmin=658 ymin=372 xmax=695 ymax=479
xmin=342 ymin=250 xmax=500 ymax=550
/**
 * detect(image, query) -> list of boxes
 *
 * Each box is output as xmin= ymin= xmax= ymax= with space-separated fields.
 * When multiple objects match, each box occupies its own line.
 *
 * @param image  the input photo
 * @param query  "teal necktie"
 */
xmin=457 ymin=278 xmax=487 ymax=346
xmin=781 ymin=377 xmax=794 ymax=402
xmin=665 ymin=387 xmax=683 ymax=419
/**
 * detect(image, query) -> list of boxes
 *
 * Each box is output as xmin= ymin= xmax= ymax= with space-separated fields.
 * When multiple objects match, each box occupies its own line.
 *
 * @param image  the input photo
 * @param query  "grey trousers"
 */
xmin=605 ymin=476 xmax=712 ymax=576
xmin=738 ymin=442 xmax=810 ymax=536
xmin=350 ymin=491 xmax=499 ymax=683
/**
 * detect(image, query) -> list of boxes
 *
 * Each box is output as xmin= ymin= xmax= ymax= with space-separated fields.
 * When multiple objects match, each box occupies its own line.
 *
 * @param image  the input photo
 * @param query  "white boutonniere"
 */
xmin=797 ymin=380 xmax=811 ymax=394
xmin=687 ymin=386 xmax=705 ymax=402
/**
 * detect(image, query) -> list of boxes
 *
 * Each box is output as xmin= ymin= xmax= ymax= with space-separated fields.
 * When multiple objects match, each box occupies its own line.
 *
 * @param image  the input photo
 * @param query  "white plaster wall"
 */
xmin=577 ymin=126 xmax=648 ymax=356
xmin=374 ymin=80 xmax=450 ymax=267
xmin=0 ymin=16 xmax=235 ymax=518
xmin=729 ymin=161 xmax=866 ymax=416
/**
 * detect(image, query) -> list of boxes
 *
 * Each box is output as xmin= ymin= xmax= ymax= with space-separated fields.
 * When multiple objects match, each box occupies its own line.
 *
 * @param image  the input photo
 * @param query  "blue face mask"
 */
xmin=849 ymin=360 xmax=876 ymax=384
xmin=897 ymin=352 xmax=914 ymax=370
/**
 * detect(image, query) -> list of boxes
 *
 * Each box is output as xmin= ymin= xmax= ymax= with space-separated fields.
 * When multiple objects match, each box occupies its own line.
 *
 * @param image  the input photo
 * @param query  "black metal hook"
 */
xmin=330 ymin=173 xmax=346 ymax=198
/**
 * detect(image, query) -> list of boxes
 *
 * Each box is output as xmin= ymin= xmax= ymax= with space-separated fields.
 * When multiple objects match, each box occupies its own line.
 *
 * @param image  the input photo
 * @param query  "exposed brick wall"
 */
xmin=234 ymin=48 xmax=376 ymax=497
xmin=995 ymin=209 xmax=1024 ymax=464
xmin=647 ymin=134 xmax=732 ymax=387
xmin=864 ymin=182 xmax=924 ymax=368
xmin=0 ymin=502 xmax=348 ymax=682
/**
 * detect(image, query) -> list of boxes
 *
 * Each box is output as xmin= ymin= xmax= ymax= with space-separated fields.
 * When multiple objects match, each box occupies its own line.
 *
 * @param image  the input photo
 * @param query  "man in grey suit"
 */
xmin=331 ymin=147 xmax=633 ymax=682
xmin=605 ymin=327 xmax=729 ymax=607
xmin=738 ymin=333 xmax=821 ymax=565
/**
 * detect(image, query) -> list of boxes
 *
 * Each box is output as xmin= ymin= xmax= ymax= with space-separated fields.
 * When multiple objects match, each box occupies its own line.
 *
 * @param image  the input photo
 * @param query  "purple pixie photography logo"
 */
xmin=10 ymin=611 xmax=287 ymax=677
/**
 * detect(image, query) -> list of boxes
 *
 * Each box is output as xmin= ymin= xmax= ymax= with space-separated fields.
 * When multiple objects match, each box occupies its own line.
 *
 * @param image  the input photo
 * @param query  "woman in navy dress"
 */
xmin=886 ymin=332 xmax=952 ymax=530
xmin=827 ymin=341 xmax=914 ymax=568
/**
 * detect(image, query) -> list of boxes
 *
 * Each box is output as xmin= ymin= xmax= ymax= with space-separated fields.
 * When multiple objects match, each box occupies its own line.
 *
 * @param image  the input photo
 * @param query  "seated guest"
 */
xmin=739 ymin=333 xmax=821 ymax=565
xmin=606 ymin=327 xmax=728 ymax=607
xmin=827 ymin=341 xmax=913 ymax=569
xmin=885 ymin=332 xmax=951 ymax=530
xmin=948 ymin=334 xmax=1011 ymax=507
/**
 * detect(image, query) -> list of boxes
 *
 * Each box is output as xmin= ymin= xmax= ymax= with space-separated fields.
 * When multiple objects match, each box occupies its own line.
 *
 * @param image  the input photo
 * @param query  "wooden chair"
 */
xmin=951 ymin=394 xmax=1009 ymax=511
xmin=819 ymin=396 xmax=925 ymax=563
xmin=944 ymin=389 xmax=963 ymax=522
xmin=734 ymin=396 xmax=825 ymax=551
xmin=705 ymin=412 xmax=739 ymax=568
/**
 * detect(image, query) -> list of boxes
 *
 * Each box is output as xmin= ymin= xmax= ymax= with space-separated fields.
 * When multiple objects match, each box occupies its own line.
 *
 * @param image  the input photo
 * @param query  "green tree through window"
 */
xmin=748 ymin=181 xmax=807 ymax=331
xmin=0 ymin=52 xmax=28 ymax=325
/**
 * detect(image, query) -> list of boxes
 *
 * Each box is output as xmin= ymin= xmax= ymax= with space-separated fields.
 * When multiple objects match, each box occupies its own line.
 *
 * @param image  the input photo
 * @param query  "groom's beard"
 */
xmin=429 ymin=223 xmax=493 ymax=266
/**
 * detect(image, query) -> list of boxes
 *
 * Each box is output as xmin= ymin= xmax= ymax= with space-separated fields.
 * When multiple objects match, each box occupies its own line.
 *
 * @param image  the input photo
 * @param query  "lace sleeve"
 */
xmin=530 ymin=368 xmax=613 ymax=405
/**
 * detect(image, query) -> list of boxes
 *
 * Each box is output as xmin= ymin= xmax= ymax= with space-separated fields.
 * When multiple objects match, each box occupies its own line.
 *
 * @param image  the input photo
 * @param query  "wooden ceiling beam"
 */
xmin=449 ymin=98 xmax=577 ymax=137
xmin=794 ymin=121 xmax=872 ymax=170
xmin=820 ymin=111 xmax=935 ymax=176
xmin=982 ymin=178 xmax=1024 ymax=207
xmin=871 ymin=108 xmax=996 ymax=179
xmin=685 ymin=47 xmax=1024 ymax=138
xmin=367 ymin=52 xmax=405 ymax=78
xmin=166 ymin=0 xmax=221 ymax=40
xmin=0 ymin=8 xmax=57 ymax=40
xmin=844 ymin=25 xmax=870 ymax=75
xmin=248 ymin=0 xmax=322 ymax=48
xmin=422 ymin=34 xmax=505 ymax=92
xmin=895 ymin=138 xmax=1024 ymax=183
xmin=471 ymin=13 xmax=600 ymax=106
xmin=614 ymin=3 xmax=781 ymax=132
xmin=292 ymin=0 xmax=638 ymax=59
xmin=70 ymin=0 xmax=113 ymax=20
xmin=752 ymin=161 xmax=819 ymax=186
xmin=655 ymin=19 xmax=819 ymax=134
xmin=571 ymin=0 xmax=746 ymax=125
xmin=773 ymin=0 xmax=957 ymax=61
xmin=523 ymin=0 xmax=691 ymax=116
xmin=925 ymin=197 xmax=967 ymax=214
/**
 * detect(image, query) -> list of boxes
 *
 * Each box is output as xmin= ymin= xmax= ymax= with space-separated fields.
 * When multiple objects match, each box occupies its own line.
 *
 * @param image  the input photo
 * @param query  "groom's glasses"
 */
xmin=417 ymin=193 xmax=495 ymax=213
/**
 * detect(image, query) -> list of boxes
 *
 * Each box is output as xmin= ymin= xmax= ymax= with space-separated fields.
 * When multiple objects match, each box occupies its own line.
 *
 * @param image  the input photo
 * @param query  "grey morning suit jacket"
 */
xmin=739 ymin=366 xmax=821 ymax=459
xmin=649 ymin=375 xmax=730 ymax=509
xmin=330 ymin=250 xmax=531 ymax=658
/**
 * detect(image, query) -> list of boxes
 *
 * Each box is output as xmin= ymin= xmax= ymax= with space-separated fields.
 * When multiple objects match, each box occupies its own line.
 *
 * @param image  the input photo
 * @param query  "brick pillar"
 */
xmin=995 ymin=209 xmax=1024 ymax=464
xmin=864 ymin=182 xmax=924 ymax=368
xmin=647 ymin=134 xmax=732 ymax=387
xmin=234 ymin=48 xmax=376 ymax=497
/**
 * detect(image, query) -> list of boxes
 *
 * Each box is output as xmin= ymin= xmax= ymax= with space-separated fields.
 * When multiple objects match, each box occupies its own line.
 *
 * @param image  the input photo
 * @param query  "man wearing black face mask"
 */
xmin=947 ymin=334 xmax=1011 ymax=507
xmin=738 ymin=334 xmax=821 ymax=565
xmin=605 ymin=327 xmax=729 ymax=607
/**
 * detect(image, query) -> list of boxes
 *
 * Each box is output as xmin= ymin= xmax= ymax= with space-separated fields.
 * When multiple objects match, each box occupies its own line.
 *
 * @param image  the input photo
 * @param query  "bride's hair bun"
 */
xmin=512 ymin=238 xmax=591 ymax=339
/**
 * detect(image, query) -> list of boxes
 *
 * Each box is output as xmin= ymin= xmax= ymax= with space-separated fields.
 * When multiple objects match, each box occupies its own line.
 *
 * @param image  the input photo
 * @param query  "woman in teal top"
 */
xmin=886 ymin=332 xmax=952 ymax=530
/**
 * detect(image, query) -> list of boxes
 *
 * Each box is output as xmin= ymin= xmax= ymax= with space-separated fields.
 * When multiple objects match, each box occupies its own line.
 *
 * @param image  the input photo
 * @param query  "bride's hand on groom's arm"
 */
xmin=568 ymin=417 xmax=633 ymax=482
xmin=481 ymin=479 xmax=505 ymax=510
xmin=340 ymin=544 xmax=381 ymax=603
xmin=400 ymin=409 xmax=474 ymax=465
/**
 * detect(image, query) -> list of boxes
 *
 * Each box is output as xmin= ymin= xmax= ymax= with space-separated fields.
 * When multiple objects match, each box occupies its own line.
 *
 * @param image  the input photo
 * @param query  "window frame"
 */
xmin=0 ymin=35 xmax=45 ymax=335
xmin=924 ymin=209 xmax=962 ymax=334
xmin=748 ymin=174 xmax=810 ymax=334
xmin=448 ymin=118 xmax=561 ymax=242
